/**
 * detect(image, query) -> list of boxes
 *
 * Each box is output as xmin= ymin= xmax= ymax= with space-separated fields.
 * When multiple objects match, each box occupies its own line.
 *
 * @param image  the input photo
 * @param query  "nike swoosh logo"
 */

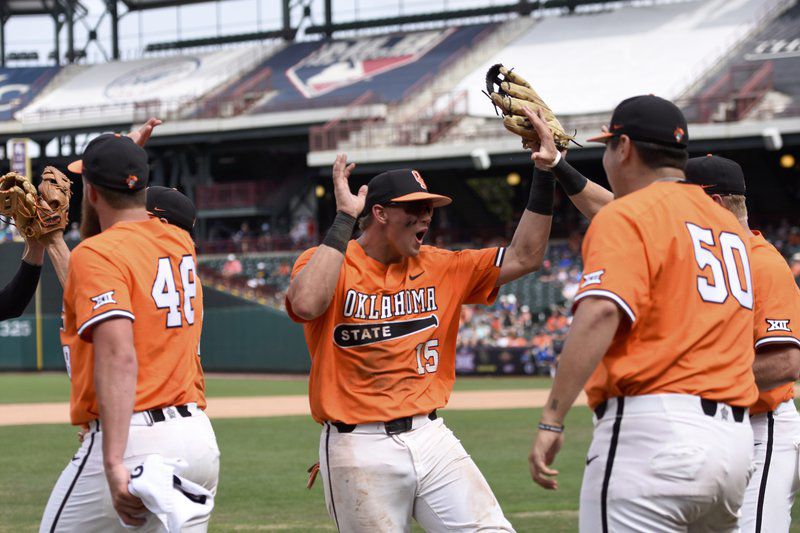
xmin=410 ymin=271 xmax=424 ymax=281
xmin=754 ymin=443 xmax=763 ymax=447
xmin=586 ymin=455 xmax=599 ymax=465
xmin=153 ymin=207 xmax=167 ymax=212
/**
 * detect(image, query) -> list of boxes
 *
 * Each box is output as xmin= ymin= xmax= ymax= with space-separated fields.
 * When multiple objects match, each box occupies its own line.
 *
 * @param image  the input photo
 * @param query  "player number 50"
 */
xmin=151 ymin=255 xmax=197 ymax=328
xmin=686 ymin=223 xmax=753 ymax=309
xmin=415 ymin=339 xmax=439 ymax=375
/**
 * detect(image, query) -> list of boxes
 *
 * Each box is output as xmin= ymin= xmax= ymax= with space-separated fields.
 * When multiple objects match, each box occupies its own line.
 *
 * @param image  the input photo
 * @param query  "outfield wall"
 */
xmin=0 ymin=307 xmax=309 ymax=373
xmin=0 ymin=243 xmax=309 ymax=373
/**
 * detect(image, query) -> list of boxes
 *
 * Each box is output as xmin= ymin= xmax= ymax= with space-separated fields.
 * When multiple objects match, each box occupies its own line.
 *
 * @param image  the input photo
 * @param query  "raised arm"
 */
xmin=496 ymin=108 xmax=555 ymax=286
xmin=42 ymin=232 xmax=70 ymax=288
xmin=526 ymin=112 xmax=614 ymax=220
xmin=286 ymin=154 xmax=367 ymax=320
xmin=0 ymin=234 xmax=43 ymax=320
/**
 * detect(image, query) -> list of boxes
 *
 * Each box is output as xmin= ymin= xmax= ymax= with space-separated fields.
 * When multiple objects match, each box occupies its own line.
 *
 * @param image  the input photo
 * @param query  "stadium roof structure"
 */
xmin=119 ymin=0 xmax=231 ymax=10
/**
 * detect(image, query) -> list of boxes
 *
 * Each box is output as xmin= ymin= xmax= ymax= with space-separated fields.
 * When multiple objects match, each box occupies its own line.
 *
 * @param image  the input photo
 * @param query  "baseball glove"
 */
xmin=484 ymin=64 xmax=575 ymax=150
xmin=0 ymin=168 xmax=72 ymax=239
xmin=37 ymin=166 xmax=72 ymax=235
xmin=0 ymin=172 xmax=41 ymax=238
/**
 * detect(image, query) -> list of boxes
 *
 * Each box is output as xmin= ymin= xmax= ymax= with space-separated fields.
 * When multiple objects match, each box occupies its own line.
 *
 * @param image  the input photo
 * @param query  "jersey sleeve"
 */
xmin=573 ymin=208 xmax=649 ymax=323
xmin=285 ymin=247 xmax=319 ymax=323
xmin=752 ymin=253 xmax=800 ymax=351
xmin=454 ymin=247 xmax=506 ymax=305
xmin=68 ymin=245 xmax=134 ymax=341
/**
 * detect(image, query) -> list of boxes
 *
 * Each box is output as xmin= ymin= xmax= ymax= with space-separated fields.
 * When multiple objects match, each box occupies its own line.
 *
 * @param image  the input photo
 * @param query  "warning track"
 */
xmin=0 ymin=390 xmax=587 ymax=427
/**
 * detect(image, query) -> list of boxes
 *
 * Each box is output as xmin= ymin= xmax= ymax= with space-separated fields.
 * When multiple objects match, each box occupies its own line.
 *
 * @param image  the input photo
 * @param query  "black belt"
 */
xmin=332 ymin=410 xmax=437 ymax=435
xmin=148 ymin=404 xmax=193 ymax=423
xmin=594 ymin=399 xmax=745 ymax=423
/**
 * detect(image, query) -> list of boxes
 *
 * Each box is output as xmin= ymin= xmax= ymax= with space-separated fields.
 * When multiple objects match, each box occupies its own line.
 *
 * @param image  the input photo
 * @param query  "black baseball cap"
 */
xmin=587 ymin=95 xmax=689 ymax=148
xmin=685 ymin=155 xmax=746 ymax=196
xmin=146 ymin=186 xmax=196 ymax=232
xmin=67 ymin=133 xmax=149 ymax=192
xmin=364 ymin=169 xmax=452 ymax=214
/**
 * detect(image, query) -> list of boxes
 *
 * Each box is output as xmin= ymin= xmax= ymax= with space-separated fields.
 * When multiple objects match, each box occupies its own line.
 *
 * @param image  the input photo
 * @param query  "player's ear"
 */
xmin=373 ymin=204 xmax=389 ymax=225
xmin=84 ymin=181 xmax=98 ymax=203
xmin=710 ymin=194 xmax=724 ymax=207
xmin=618 ymin=135 xmax=632 ymax=161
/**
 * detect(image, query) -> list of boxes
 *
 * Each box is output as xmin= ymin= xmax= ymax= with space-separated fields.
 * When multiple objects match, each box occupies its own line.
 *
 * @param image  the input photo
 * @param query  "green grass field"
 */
xmin=0 ymin=407 xmax=589 ymax=532
xmin=2 ymin=374 xmax=799 ymax=532
xmin=0 ymin=373 xmax=556 ymax=404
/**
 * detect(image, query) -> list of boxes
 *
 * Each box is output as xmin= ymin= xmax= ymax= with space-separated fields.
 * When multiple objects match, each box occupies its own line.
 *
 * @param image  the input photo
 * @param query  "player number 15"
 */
xmin=416 ymin=339 xmax=439 ymax=375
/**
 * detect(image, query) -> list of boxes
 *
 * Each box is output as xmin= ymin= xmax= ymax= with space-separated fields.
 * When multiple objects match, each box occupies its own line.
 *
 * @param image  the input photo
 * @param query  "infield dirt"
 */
xmin=0 ymin=389 xmax=587 ymax=426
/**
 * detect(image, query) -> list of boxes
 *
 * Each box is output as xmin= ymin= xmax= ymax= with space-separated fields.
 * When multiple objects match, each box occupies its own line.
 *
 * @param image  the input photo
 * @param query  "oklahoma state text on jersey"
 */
xmin=578 ymin=182 xmax=758 ymax=409
xmin=749 ymin=230 xmax=800 ymax=415
xmin=287 ymin=241 xmax=505 ymax=424
xmin=61 ymin=218 xmax=205 ymax=425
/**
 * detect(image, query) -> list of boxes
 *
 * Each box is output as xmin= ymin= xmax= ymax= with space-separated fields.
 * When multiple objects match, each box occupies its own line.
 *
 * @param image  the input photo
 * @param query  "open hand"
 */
xmin=528 ymin=429 xmax=564 ymax=490
xmin=331 ymin=153 xmax=367 ymax=219
xmin=127 ymin=118 xmax=163 ymax=147
xmin=105 ymin=463 xmax=147 ymax=526
xmin=522 ymin=107 xmax=565 ymax=170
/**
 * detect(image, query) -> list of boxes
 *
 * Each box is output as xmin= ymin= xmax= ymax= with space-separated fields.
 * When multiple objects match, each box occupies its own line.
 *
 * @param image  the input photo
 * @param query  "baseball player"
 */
xmin=528 ymin=95 xmax=758 ymax=531
xmin=146 ymin=186 xmax=197 ymax=234
xmin=286 ymin=145 xmax=557 ymax=531
xmin=685 ymin=155 xmax=800 ymax=533
xmin=40 ymin=133 xmax=217 ymax=532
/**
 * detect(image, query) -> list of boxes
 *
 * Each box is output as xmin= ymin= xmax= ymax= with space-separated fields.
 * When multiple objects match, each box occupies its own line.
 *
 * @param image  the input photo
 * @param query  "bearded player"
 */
xmin=286 ymin=142 xmax=557 ymax=531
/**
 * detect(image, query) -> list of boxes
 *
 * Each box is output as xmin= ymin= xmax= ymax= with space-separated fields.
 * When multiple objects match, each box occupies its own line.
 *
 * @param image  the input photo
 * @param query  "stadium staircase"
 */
xmin=676 ymin=0 xmax=793 ymax=105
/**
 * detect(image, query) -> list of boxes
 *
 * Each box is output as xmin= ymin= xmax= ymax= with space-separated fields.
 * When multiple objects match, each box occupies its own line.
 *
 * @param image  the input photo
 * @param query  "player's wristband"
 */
xmin=526 ymin=167 xmax=555 ymax=216
xmin=538 ymin=422 xmax=565 ymax=433
xmin=321 ymin=212 xmax=356 ymax=254
xmin=552 ymin=157 xmax=588 ymax=196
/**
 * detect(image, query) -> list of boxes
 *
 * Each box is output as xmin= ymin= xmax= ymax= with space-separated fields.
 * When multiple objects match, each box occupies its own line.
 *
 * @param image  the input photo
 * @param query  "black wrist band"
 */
xmin=526 ymin=167 xmax=555 ymax=216
xmin=538 ymin=422 xmax=565 ymax=433
xmin=321 ymin=212 xmax=356 ymax=254
xmin=552 ymin=157 xmax=588 ymax=196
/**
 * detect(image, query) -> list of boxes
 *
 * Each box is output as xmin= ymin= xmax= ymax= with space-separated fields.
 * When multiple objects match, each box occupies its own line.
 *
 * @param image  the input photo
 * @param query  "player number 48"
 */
xmin=152 ymin=255 xmax=197 ymax=328
xmin=686 ymin=223 xmax=753 ymax=309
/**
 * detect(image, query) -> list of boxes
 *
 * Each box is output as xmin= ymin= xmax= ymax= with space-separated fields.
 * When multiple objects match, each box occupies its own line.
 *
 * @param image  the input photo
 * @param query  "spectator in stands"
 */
xmin=222 ymin=254 xmax=243 ymax=277
xmin=65 ymin=222 xmax=81 ymax=241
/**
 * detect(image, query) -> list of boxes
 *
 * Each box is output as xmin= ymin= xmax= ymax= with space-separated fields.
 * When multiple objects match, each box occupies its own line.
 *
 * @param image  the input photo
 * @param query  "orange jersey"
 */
xmin=579 ymin=182 xmax=758 ymax=409
xmin=287 ymin=240 xmax=504 ymax=424
xmin=749 ymin=231 xmax=800 ymax=415
xmin=62 ymin=218 xmax=205 ymax=425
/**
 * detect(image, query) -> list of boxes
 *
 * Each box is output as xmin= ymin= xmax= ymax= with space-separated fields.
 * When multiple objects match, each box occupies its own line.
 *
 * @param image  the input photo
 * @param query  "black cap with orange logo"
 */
xmin=587 ymin=95 xmax=689 ymax=149
xmin=67 ymin=133 xmax=149 ymax=192
xmin=685 ymin=155 xmax=746 ymax=196
xmin=146 ymin=186 xmax=196 ymax=232
xmin=364 ymin=169 xmax=452 ymax=214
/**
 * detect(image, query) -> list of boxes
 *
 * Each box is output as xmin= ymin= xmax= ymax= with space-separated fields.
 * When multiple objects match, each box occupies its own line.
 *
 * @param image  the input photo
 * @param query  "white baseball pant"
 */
xmin=318 ymin=414 xmax=515 ymax=532
xmin=739 ymin=399 xmax=800 ymax=533
xmin=579 ymin=394 xmax=754 ymax=533
xmin=40 ymin=404 xmax=220 ymax=533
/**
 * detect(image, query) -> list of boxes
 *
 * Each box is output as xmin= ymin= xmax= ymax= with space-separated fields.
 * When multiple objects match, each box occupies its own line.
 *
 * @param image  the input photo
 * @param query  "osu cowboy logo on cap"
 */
xmin=364 ymin=169 xmax=452 ymax=214
xmin=67 ymin=133 xmax=150 ymax=192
